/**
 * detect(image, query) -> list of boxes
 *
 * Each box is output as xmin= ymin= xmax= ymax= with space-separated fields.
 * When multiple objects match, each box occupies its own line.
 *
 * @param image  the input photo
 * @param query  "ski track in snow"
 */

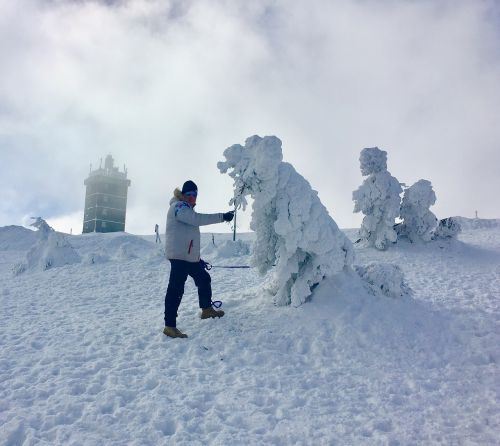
xmin=1 ymin=227 xmax=499 ymax=445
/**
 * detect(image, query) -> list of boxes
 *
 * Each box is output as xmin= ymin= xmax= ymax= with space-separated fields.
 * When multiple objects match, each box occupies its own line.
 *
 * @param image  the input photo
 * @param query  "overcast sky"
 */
xmin=1 ymin=0 xmax=499 ymax=235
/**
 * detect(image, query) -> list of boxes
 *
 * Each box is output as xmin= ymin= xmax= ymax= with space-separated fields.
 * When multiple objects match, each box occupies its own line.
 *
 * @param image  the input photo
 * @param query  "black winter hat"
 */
xmin=181 ymin=180 xmax=198 ymax=194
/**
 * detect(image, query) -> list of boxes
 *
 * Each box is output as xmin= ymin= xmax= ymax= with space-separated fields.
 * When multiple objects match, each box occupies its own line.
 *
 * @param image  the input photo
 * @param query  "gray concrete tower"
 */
xmin=83 ymin=155 xmax=131 ymax=233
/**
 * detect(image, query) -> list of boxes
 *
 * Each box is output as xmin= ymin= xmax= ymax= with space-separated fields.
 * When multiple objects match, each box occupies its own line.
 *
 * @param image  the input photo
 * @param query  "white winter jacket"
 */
xmin=165 ymin=190 xmax=224 ymax=262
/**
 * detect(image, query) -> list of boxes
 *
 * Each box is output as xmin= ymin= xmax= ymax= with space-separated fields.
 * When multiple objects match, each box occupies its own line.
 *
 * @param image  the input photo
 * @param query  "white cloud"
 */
xmin=1 ymin=0 xmax=499 ymax=235
xmin=42 ymin=210 xmax=83 ymax=234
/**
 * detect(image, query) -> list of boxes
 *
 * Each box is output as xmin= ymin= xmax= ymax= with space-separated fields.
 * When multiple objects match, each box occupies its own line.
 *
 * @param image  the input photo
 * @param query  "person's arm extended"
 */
xmin=176 ymin=205 xmax=223 ymax=227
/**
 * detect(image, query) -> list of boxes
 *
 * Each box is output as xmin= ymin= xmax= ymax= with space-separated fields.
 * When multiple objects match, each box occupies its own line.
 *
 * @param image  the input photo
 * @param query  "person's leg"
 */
xmin=188 ymin=261 xmax=213 ymax=309
xmin=189 ymin=262 xmax=225 ymax=319
xmin=164 ymin=260 xmax=188 ymax=327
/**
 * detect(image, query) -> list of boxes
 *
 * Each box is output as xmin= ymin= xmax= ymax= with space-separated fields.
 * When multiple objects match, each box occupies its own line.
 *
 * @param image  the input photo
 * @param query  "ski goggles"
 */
xmin=184 ymin=191 xmax=198 ymax=198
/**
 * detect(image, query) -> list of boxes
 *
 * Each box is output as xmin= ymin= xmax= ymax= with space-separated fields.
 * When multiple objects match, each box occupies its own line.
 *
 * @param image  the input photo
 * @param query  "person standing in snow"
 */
xmin=163 ymin=180 xmax=234 ymax=338
xmin=154 ymin=224 xmax=161 ymax=243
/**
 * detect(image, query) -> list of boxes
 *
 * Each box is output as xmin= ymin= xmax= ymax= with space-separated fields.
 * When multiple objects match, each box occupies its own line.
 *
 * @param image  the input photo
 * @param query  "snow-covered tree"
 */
xmin=15 ymin=217 xmax=81 ymax=272
xmin=433 ymin=217 xmax=462 ymax=240
xmin=355 ymin=263 xmax=413 ymax=299
xmin=352 ymin=147 xmax=402 ymax=250
xmin=30 ymin=217 xmax=54 ymax=239
xmin=218 ymin=135 xmax=354 ymax=307
xmin=398 ymin=179 xmax=437 ymax=242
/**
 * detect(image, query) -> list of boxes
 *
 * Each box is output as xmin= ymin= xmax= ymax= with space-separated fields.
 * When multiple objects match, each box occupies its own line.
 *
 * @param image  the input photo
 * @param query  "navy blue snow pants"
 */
xmin=164 ymin=259 xmax=212 ymax=328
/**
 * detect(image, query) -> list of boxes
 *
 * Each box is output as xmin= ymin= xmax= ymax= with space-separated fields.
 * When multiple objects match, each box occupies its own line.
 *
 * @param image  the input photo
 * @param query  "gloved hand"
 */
xmin=223 ymin=211 xmax=235 ymax=222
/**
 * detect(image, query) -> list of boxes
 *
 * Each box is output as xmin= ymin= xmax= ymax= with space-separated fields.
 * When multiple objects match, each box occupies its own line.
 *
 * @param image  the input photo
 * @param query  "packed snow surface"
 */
xmin=1 ymin=222 xmax=499 ymax=445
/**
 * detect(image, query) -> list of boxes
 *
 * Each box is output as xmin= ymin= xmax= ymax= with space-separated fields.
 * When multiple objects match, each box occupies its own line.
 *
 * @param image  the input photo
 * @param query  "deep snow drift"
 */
xmin=1 ymin=222 xmax=499 ymax=445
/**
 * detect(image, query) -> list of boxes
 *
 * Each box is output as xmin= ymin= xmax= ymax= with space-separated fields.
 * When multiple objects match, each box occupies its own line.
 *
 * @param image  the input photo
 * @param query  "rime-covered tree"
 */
xmin=218 ymin=135 xmax=354 ymax=307
xmin=352 ymin=147 xmax=402 ymax=250
xmin=433 ymin=217 xmax=462 ymax=240
xmin=30 ymin=217 xmax=54 ymax=238
xmin=22 ymin=217 xmax=80 ymax=271
xmin=399 ymin=179 xmax=437 ymax=242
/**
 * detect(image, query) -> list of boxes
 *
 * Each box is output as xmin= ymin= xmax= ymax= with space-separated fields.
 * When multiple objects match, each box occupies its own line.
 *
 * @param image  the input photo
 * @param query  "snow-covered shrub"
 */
xmin=433 ymin=217 xmax=462 ymax=239
xmin=26 ymin=231 xmax=81 ymax=271
xmin=353 ymin=147 xmax=402 ymax=250
xmin=218 ymin=135 xmax=354 ymax=306
xmin=12 ymin=262 xmax=26 ymax=276
xmin=399 ymin=179 xmax=438 ymax=242
xmin=355 ymin=263 xmax=413 ymax=299
xmin=11 ymin=218 xmax=81 ymax=272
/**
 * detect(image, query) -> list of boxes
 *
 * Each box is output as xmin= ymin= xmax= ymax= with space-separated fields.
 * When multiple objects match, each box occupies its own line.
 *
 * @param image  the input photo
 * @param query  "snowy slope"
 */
xmin=0 ymin=224 xmax=499 ymax=445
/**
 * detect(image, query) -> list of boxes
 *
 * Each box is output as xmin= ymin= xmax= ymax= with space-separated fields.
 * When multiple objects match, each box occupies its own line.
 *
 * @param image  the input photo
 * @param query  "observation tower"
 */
xmin=82 ymin=155 xmax=131 ymax=233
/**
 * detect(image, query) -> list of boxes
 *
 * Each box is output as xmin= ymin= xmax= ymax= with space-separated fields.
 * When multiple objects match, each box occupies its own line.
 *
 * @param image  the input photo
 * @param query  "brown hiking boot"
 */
xmin=200 ymin=307 xmax=225 ymax=319
xmin=163 ymin=326 xmax=188 ymax=338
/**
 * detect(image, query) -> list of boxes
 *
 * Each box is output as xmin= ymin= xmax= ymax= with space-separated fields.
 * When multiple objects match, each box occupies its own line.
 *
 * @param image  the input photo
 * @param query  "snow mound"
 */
xmin=219 ymin=134 xmax=353 ymax=306
xmin=17 ymin=231 xmax=81 ymax=273
xmin=82 ymin=250 xmax=110 ymax=265
xmin=115 ymin=242 xmax=139 ymax=260
xmin=452 ymin=217 xmax=500 ymax=230
xmin=206 ymin=239 xmax=251 ymax=259
xmin=73 ymin=232 xmax=155 ymax=259
xmin=103 ymin=234 xmax=153 ymax=259
xmin=355 ymin=263 xmax=413 ymax=299
xmin=8 ymin=230 xmax=158 ymax=272
xmin=0 ymin=225 xmax=38 ymax=251
xmin=217 ymin=239 xmax=251 ymax=258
